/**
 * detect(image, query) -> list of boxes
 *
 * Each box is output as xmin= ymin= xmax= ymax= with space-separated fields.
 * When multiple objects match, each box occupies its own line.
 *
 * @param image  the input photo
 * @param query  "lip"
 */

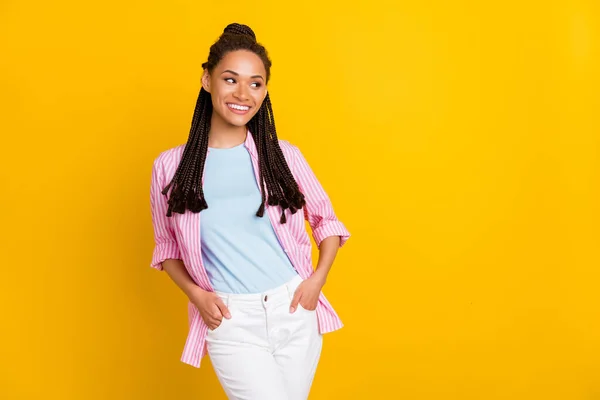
xmin=226 ymin=102 xmax=251 ymax=115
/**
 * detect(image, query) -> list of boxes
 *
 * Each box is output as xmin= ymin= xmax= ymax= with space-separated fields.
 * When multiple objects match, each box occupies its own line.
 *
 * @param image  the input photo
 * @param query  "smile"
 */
xmin=227 ymin=103 xmax=250 ymax=113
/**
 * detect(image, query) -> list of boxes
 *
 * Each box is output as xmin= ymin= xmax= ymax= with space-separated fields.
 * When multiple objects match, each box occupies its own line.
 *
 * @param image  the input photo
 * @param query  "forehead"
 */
xmin=216 ymin=50 xmax=266 ymax=77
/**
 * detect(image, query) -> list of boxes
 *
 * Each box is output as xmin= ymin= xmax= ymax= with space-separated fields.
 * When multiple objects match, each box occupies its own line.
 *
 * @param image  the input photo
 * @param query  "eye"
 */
xmin=224 ymin=78 xmax=235 ymax=83
xmin=251 ymin=82 xmax=262 ymax=88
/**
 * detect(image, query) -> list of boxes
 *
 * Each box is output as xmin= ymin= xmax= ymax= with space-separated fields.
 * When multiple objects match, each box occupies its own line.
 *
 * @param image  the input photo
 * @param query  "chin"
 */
xmin=224 ymin=116 xmax=253 ymax=127
xmin=224 ymin=110 xmax=259 ymax=127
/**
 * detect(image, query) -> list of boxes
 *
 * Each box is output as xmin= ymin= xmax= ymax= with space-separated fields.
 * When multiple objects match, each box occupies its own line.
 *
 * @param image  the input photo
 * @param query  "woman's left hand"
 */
xmin=290 ymin=274 xmax=326 ymax=313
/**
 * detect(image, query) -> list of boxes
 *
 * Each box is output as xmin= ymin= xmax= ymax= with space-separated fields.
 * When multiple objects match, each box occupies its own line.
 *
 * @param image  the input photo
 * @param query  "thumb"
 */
xmin=215 ymin=297 xmax=231 ymax=319
xmin=290 ymin=291 xmax=301 ymax=313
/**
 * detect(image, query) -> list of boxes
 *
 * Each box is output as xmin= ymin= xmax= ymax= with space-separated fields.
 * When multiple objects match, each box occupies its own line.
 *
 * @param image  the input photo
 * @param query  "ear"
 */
xmin=201 ymin=70 xmax=211 ymax=93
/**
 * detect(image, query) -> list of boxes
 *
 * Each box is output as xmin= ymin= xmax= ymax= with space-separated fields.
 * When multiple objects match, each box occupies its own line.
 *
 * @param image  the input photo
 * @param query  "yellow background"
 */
xmin=1 ymin=0 xmax=599 ymax=399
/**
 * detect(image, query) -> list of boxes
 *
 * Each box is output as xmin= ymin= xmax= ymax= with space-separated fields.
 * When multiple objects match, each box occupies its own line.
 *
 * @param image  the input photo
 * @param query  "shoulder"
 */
xmin=152 ymin=143 xmax=186 ymax=178
xmin=278 ymin=139 xmax=302 ymax=165
xmin=278 ymin=139 xmax=298 ymax=153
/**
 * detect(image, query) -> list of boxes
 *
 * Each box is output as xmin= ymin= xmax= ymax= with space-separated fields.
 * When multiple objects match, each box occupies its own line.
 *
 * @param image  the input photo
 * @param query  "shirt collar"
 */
xmin=243 ymin=128 xmax=259 ymax=161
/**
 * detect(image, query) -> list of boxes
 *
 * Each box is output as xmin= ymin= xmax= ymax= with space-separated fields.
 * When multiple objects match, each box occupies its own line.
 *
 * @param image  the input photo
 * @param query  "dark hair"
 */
xmin=161 ymin=23 xmax=305 ymax=224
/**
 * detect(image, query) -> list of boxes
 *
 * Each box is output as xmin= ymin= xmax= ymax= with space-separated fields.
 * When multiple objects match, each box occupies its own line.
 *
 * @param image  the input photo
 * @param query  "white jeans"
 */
xmin=206 ymin=274 xmax=323 ymax=400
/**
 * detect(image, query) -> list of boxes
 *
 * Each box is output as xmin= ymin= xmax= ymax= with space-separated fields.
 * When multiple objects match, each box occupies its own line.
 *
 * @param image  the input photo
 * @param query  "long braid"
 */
xmin=163 ymin=88 xmax=211 ymax=216
xmin=161 ymin=23 xmax=305 ymax=224
xmin=249 ymin=92 xmax=305 ymax=223
xmin=185 ymin=91 xmax=211 ymax=212
xmin=266 ymin=95 xmax=306 ymax=213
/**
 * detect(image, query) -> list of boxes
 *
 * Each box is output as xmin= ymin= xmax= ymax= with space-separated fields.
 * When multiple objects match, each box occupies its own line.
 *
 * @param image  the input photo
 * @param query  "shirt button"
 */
xmin=264 ymin=295 xmax=268 ymax=301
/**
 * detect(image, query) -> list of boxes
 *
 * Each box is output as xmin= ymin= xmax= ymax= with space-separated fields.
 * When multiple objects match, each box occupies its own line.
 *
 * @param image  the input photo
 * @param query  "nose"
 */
xmin=233 ymin=85 xmax=249 ymax=102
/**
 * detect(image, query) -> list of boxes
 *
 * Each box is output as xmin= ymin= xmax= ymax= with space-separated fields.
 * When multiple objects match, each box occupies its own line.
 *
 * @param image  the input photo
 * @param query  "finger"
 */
xmin=215 ymin=298 xmax=231 ymax=319
xmin=203 ymin=315 xmax=219 ymax=330
xmin=211 ymin=318 xmax=222 ymax=330
xmin=290 ymin=292 xmax=302 ymax=313
xmin=208 ymin=311 xmax=223 ymax=326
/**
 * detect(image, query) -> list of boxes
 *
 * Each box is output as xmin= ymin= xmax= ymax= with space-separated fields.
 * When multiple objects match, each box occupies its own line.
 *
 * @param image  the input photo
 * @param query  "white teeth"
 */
xmin=228 ymin=103 xmax=249 ymax=111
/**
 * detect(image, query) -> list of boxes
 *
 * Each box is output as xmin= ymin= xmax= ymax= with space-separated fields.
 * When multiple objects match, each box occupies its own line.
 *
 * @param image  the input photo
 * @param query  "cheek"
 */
xmin=211 ymin=83 xmax=229 ymax=100
xmin=252 ymin=89 xmax=266 ymax=107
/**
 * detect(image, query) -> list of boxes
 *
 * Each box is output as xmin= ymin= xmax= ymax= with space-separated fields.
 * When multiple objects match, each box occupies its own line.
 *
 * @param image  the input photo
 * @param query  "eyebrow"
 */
xmin=221 ymin=69 xmax=264 ymax=81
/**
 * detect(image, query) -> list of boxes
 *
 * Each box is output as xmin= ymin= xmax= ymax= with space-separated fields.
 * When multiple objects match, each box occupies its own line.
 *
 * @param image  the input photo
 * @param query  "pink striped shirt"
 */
xmin=149 ymin=130 xmax=351 ymax=368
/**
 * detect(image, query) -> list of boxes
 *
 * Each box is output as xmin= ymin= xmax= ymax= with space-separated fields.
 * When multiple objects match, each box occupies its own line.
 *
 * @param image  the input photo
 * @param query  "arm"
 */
xmin=289 ymin=235 xmax=343 ymax=313
xmin=287 ymin=146 xmax=350 ymax=312
xmin=312 ymin=235 xmax=341 ymax=286
xmin=150 ymin=156 xmax=204 ymax=296
xmin=149 ymin=156 xmax=230 ymax=326
xmin=161 ymin=259 xmax=205 ymax=298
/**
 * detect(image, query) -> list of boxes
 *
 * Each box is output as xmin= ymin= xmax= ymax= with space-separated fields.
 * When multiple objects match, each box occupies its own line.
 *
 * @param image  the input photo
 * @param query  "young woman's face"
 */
xmin=202 ymin=50 xmax=268 ymax=128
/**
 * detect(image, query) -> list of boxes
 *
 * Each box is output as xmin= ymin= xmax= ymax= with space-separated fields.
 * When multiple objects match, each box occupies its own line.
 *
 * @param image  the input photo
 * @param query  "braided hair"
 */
xmin=161 ymin=23 xmax=305 ymax=224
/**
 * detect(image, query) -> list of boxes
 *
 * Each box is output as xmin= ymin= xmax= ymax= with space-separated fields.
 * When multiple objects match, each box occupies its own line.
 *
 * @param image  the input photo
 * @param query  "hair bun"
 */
xmin=223 ymin=23 xmax=256 ymax=41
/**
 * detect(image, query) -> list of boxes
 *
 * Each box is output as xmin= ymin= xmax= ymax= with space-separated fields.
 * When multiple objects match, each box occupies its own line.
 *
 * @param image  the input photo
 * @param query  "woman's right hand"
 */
xmin=188 ymin=287 xmax=231 ymax=330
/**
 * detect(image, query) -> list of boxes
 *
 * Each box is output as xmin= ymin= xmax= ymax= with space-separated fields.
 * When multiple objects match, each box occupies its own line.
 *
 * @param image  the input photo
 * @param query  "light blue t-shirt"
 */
xmin=200 ymin=142 xmax=299 ymax=294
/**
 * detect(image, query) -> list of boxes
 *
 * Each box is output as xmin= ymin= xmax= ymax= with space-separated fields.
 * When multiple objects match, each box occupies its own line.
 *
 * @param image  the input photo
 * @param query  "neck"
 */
xmin=208 ymin=114 xmax=247 ymax=148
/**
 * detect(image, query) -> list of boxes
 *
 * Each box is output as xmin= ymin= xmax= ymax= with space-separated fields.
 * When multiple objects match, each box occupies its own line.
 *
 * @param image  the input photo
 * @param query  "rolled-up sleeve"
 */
xmin=290 ymin=145 xmax=351 ymax=248
xmin=150 ymin=156 xmax=181 ymax=271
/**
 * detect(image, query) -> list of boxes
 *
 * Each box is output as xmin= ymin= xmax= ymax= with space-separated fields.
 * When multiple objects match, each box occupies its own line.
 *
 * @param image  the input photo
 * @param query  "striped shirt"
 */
xmin=149 ymin=130 xmax=351 ymax=368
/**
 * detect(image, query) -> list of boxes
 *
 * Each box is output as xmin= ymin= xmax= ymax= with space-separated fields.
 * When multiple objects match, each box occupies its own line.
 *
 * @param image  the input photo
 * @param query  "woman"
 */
xmin=149 ymin=23 xmax=350 ymax=400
